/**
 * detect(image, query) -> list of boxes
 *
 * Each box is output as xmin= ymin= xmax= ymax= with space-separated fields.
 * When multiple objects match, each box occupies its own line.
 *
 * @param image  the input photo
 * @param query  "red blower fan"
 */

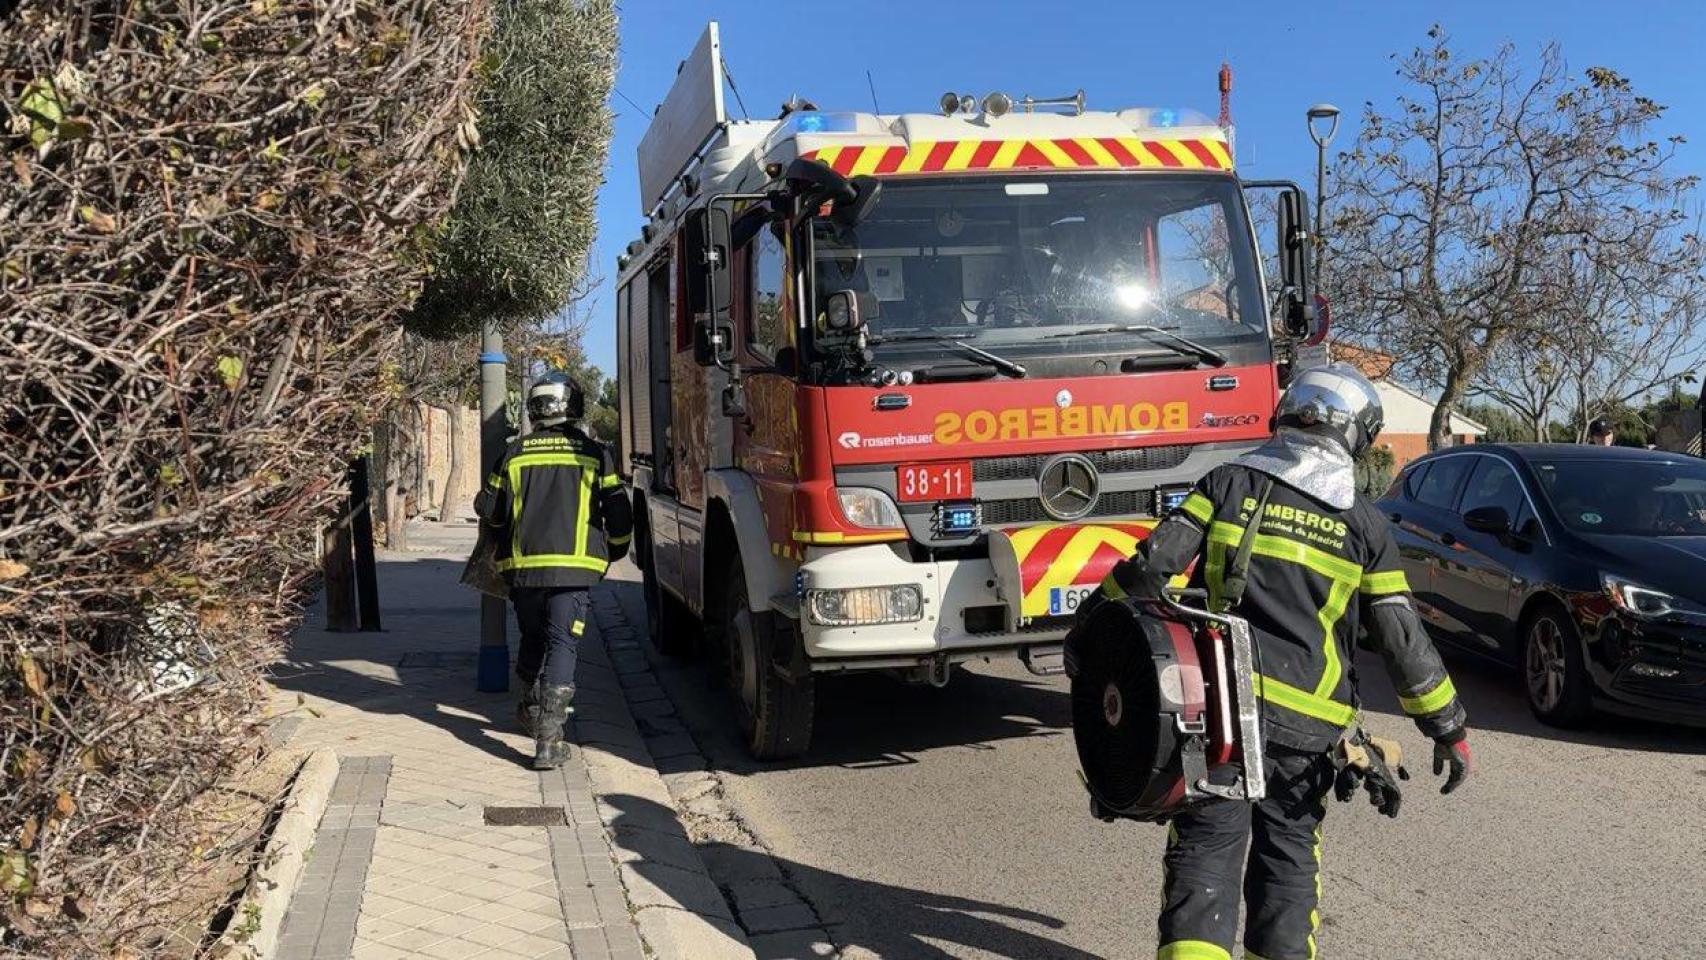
xmin=1065 ymin=592 xmax=1267 ymax=822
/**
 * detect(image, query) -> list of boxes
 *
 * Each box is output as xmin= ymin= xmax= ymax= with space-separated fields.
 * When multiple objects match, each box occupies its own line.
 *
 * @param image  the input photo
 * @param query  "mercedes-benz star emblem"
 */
xmin=1038 ymin=453 xmax=1099 ymax=521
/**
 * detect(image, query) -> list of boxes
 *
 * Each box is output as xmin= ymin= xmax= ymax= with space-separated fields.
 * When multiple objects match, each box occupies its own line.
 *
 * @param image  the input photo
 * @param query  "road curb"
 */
xmin=583 ymin=586 xmax=757 ymax=960
xmin=590 ymin=578 xmax=845 ymax=960
xmin=217 ymin=746 xmax=339 ymax=960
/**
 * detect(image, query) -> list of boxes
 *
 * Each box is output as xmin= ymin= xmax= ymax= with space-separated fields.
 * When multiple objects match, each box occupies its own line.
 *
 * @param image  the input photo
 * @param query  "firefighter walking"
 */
xmin=1079 ymin=364 xmax=1473 ymax=960
xmin=475 ymin=373 xmax=632 ymax=770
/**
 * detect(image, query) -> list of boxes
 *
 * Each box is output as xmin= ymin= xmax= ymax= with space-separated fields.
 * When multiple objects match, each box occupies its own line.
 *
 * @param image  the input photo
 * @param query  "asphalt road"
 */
xmin=607 ymin=565 xmax=1706 ymax=960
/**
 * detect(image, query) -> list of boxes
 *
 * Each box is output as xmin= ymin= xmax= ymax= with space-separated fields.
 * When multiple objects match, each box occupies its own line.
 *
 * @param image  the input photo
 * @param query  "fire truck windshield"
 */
xmin=809 ymin=173 xmax=1268 ymax=375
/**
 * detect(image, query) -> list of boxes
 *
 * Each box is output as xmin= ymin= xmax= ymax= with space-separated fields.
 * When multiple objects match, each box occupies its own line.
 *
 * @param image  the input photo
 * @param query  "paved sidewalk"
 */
xmin=268 ymin=524 xmax=652 ymax=960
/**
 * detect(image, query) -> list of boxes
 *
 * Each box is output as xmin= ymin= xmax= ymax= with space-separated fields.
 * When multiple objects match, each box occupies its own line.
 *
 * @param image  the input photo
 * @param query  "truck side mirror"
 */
xmin=1275 ymin=187 xmax=1316 ymax=339
xmin=692 ymin=317 xmax=733 ymax=367
xmin=697 ymin=206 xmax=735 ymax=368
xmin=821 ymin=289 xmax=869 ymax=334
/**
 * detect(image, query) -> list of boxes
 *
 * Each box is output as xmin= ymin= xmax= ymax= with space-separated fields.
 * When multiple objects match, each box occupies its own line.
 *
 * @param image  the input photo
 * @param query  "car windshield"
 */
xmin=1531 ymin=457 xmax=1706 ymax=536
xmin=809 ymin=173 xmax=1268 ymax=371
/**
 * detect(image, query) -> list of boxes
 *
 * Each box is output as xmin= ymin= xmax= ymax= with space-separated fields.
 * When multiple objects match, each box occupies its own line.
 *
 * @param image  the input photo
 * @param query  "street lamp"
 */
xmin=1306 ymin=103 xmax=1340 ymax=279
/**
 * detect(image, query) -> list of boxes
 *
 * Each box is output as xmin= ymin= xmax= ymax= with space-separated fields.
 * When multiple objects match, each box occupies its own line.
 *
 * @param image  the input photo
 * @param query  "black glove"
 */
xmin=1432 ymin=736 xmax=1472 ymax=795
xmin=1334 ymin=736 xmax=1409 ymax=818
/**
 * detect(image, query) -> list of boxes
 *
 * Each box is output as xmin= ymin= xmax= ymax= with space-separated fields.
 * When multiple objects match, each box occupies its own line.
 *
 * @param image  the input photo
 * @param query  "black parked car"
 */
xmin=1376 ymin=444 xmax=1706 ymax=726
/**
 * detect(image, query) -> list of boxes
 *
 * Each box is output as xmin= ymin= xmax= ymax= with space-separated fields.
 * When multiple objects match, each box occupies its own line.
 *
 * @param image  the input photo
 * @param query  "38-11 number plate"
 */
xmin=897 ymin=461 xmax=971 ymax=502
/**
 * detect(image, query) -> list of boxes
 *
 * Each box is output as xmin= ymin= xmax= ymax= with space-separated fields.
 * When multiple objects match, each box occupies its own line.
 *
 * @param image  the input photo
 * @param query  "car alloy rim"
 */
xmin=1526 ymin=617 xmax=1567 ymax=711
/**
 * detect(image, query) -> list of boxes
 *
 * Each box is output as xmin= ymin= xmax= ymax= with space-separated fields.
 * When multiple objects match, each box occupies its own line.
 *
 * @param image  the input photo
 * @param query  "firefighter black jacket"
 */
xmin=1102 ymin=462 xmax=1468 ymax=753
xmin=474 ymin=424 xmax=633 ymax=589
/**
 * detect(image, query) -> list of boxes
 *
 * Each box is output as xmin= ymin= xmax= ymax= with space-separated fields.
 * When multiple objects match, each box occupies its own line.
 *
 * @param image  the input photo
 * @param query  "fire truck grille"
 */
xmin=972 ymin=445 xmax=1192 ymax=483
xmin=981 ymin=489 xmax=1150 ymax=526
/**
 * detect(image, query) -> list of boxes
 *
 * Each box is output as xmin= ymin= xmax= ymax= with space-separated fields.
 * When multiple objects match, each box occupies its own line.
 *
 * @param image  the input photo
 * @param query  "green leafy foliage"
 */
xmin=1457 ymin=402 xmax=1535 ymax=444
xmin=407 ymin=0 xmax=618 ymax=338
xmin=1355 ymin=445 xmax=1396 ymax=499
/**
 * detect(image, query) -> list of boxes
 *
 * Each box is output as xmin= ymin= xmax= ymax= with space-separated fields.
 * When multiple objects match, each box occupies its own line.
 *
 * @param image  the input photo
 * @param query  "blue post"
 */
xmin=476 ymin=322 xmax=510 ymax=692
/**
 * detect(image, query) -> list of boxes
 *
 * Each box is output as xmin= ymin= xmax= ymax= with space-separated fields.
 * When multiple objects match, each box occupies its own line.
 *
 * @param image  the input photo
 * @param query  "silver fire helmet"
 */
xmin=527 ymin=373 xmax=584 ymax=426
xmin=1274 ymin=363 xmax=1384 ymax=456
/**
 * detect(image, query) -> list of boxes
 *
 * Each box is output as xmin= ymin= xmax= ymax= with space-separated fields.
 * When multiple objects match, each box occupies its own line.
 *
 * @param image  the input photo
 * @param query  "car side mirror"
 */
xmin=1463 ymin=505 xmax=1511 ymax=535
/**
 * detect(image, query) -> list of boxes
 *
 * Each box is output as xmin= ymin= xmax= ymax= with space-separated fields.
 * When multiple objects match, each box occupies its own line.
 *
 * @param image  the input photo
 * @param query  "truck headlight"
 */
xmin=835 ymin=487 xmax=904 ymax=530
xmin=1601 ymin=572 xmax=1675 ymax=620
xmin=807 ymin=585 xmax=924 ymax=626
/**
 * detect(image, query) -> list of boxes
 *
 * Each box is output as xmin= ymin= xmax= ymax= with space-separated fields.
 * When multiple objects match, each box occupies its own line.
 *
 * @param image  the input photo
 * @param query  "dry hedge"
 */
xmin=0 ymin=1 xmax=489 ymax=954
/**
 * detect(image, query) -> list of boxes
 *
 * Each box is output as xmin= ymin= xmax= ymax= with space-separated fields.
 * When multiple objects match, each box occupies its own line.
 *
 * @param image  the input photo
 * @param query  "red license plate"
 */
xmin=896 ymin=461 xmax=972 ymax=502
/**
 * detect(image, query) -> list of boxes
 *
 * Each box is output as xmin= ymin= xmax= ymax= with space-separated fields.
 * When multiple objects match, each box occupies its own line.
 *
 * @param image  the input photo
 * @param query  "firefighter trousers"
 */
xmin=1156 ymin=746 xmax=1337 ymax=960
xmin=511 ymin=587 xmax=590 ymax=692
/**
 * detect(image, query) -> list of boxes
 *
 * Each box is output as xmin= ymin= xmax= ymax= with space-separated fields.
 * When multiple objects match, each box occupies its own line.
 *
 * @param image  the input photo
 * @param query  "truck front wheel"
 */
xmin=724 ymin=557 xmax=814 ymax=759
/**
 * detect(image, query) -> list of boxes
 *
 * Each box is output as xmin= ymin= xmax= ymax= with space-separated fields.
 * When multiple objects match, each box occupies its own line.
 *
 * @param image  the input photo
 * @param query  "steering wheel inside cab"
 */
xmin=971 ymin=245 xmax=1058 ymax=327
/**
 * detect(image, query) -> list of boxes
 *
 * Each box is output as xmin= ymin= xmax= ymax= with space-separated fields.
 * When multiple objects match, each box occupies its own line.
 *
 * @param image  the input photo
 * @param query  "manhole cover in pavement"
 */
xmin=483 ymin=806 xmax=567 ymax=826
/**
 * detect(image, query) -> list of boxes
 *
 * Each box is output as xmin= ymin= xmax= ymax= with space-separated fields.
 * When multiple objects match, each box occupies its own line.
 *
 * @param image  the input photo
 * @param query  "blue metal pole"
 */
xmin=476 ymin=322 xmax=510 ymax=692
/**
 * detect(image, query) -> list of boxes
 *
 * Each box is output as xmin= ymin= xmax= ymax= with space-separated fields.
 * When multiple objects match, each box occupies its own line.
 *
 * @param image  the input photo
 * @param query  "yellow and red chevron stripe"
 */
xmin=802 ymin=137 xmax=1232 ymax=177
xmin=1002 ymin=521 xmax=1160 ymax=619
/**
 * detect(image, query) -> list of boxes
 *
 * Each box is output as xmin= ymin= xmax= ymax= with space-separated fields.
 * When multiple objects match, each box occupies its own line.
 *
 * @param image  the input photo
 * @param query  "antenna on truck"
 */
xmin=866 ymin=69 xmax=882 ymax=113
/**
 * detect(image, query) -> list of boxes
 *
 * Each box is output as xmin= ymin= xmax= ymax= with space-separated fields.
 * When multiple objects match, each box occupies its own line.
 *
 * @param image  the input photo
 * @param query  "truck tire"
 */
xmin=640 ymin=524 xmax=696 ymax=658
xmin=724 ymin=557 xmax=814 ymax=759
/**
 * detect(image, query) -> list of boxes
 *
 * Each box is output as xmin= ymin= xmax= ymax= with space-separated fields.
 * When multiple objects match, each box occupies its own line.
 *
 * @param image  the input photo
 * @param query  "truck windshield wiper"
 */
xmin=865 ymin=332 xmax=1027 ymax=379
xmin=1045 ymin=324 xmax=1228 ymax=368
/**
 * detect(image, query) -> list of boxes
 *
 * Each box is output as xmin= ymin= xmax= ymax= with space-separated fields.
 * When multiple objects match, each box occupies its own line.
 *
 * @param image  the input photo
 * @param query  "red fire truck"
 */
xmin=616 ymin=24 xmax=1323 ymax=757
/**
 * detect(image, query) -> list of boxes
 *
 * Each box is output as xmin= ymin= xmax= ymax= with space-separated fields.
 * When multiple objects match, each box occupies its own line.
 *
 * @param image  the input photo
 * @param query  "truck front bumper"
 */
xmin=793 ymin=522 xmax=1165 ymax=674
xmin=795 ymin=542 xmax=1056 ymax=668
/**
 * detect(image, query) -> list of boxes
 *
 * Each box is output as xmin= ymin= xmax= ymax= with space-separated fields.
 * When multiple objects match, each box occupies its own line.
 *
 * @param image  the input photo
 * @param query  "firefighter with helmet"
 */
xmin=474 ymin=373 xmax=632 ymax=770
xmin=1075 ymin=363 xmax=1472 ymax=960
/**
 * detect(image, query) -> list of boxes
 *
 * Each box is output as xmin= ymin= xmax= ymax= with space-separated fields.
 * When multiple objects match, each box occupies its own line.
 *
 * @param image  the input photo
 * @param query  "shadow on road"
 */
xmin=610 ymin=576 xmax=1074 ymax=773
xmin=1353 ymin=646 xmax=1706 ymax=755
xmin=271 ymin=557 xmax=538 ymax=768
xmin=603 ymin=793 xmax=1104 ymax=960
xmin=664 ymin=655 xmax=1074 ymax=775
xmin=805 ymin=665 xmax=1071 ymax=768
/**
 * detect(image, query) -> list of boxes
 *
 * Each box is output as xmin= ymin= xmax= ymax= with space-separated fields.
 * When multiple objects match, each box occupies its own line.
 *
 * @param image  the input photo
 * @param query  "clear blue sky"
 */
xmin=575 ymin=0 xmax=1706 ymax=376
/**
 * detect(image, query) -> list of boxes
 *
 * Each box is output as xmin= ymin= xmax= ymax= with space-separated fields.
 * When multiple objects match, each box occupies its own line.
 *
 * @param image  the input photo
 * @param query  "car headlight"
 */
xmin=807 ymin=585 xmax=924 ymax=626
xmin=1601 ymin=572 xmax=1676 ymax=620
xmin=835 ymin=487 xmax=904 ymax=530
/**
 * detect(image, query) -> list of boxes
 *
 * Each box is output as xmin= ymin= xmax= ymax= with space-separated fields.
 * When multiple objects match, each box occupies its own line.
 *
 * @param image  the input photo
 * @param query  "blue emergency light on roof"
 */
xmin=1126 ymin=106 xmax=1213 ymax=130
xmin=784 ymin=111 xmax=858 ymax=135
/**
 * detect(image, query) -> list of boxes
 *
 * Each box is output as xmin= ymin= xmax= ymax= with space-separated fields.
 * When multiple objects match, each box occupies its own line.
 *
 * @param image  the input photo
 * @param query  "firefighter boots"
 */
xmin=532 ymin=683 xmax=575 ymax=770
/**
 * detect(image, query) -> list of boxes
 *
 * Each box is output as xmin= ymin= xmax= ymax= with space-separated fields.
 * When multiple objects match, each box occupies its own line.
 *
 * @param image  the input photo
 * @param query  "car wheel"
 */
xmin=724 ymin=556 xmax=814 ymax=759
xmin=640 ymin=525 xmax=697 ymax=658
xmin=1523 ymin=605 xmax=1593 ymax=727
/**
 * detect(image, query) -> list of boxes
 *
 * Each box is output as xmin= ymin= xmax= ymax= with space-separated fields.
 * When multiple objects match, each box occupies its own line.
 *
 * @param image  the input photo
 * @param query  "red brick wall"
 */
xmin=1380 ymin=433 xmax=1475 ymax=469
xmin=1380 ymin=435 xmax=1428 ymax=469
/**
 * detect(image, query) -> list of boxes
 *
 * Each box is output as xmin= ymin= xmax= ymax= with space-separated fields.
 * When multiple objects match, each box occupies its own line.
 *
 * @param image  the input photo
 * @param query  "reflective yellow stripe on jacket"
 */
xmin=1204 ymin=520 xmax=1362 ymax=728
xmin=1399 ymin=676 xmax=1458 ymax=716
xmin=1360 ymin=569 xmax=1410 ymax=595
xmin=502 ymin=452 xmax=605 ymax=574
xmin=1179 ymin=491 xmax=1214 ymax=525
xmin=1253 ymin=673 xmax=1357 ymax=726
